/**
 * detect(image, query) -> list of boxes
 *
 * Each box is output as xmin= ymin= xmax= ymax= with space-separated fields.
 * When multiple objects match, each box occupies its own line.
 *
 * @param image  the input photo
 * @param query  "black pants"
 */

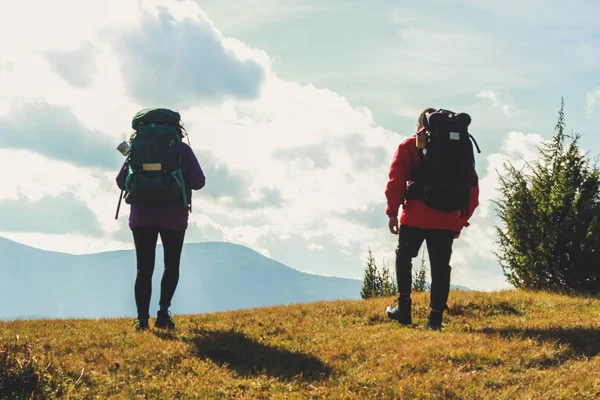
xmin=395 ymin=225 xmax=455 ymax=311
xmin=132 ymin=228 xmax=186 ymax=320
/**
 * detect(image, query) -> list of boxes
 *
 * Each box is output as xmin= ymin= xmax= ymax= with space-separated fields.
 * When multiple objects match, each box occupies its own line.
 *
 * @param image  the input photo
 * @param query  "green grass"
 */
xmin=2 ymin=290 xmax=600 ymax=399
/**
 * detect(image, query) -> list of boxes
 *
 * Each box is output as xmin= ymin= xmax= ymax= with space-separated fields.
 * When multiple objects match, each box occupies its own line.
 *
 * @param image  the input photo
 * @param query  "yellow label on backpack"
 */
xmin=142 ymin=163 xmax=162 ymax=171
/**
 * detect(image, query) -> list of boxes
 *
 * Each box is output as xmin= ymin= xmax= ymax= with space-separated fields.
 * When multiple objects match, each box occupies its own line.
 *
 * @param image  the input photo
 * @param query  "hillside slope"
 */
xmin=2 ymin=290 xmax=599 ymax=399
xmin=0 ymin=237 xmax=362 ymax=320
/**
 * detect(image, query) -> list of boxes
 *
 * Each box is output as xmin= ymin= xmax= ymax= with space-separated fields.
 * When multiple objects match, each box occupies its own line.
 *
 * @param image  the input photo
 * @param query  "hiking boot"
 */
xmin=426 ymin=309 xmax=443 ymax=331
xmin=155 ymin=310 xmax=176 ymax=330
xmin=386 ymin=295 xmax=412 ymax=325
xmin=135 ymin=319 xmax=149 ymax=331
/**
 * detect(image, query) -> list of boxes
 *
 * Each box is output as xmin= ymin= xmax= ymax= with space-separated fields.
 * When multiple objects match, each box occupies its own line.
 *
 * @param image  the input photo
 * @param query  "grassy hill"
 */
xmin=2 ymin=290 xmax=600 ymax=399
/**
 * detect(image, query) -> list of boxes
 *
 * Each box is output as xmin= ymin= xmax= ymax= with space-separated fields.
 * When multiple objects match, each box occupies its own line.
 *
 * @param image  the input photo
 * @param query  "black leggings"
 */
xmin=395 ymin=225 xmax=455 ymax=311
xmin=132 ymin=228 xmax=186 ymax=320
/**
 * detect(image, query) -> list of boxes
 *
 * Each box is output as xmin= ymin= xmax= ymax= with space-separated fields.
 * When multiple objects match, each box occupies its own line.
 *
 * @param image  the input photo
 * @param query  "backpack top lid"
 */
xmin=422 ymin=109 xmax=471 ymax=133
xmin=132 ymin=108 xmax=181 ymax=129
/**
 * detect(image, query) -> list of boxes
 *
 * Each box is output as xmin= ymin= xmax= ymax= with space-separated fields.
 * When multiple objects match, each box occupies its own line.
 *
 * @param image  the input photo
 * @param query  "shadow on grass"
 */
xmin=188 ymin=328 xmax=332 ymax=381
xmin=479 ymin=327 xmax=600 ymax=358
xmin=448 ymin=301 xmax=525 ymax=317
xmin=1 ymin=343 xmax=41 ymax=399
xmin=152 ymin=330 xmax=178 ymax=341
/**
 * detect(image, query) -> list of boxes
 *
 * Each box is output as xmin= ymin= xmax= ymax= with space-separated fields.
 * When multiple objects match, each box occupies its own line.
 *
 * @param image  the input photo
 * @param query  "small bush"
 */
xmin=0 ymin=342 xmax=39 ymax=399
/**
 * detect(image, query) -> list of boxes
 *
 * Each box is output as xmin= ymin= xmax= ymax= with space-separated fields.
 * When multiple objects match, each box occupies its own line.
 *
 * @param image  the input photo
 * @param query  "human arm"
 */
xmin=385 ymin=140 xmax=413 ymax=233
xmin=182 ymin=143 xmax=206 ymax=190
xmin=388 ymin=216 xmax=399 ymax=235
xmin=454 ymin=172 xmax=480 ymax=238
xmin=462 ymin=172 xmax=480 ymax=226
xmin=116 ymin=162 xmax=127 ymax=191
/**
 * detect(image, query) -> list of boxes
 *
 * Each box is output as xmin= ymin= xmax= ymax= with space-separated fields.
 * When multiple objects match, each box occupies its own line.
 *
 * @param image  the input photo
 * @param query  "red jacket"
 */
xmin=385 ymin=136 xmax=479 ymax=234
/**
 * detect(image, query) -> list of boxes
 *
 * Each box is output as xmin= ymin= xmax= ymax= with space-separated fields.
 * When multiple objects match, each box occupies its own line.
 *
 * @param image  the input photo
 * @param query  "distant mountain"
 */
xmin=0 ymin=237 xmax=363 ymax=320
xmin=424 ymin=282 xmax=471 ymax=292
xmin=0 ymin=237 xmax=471 ymax=320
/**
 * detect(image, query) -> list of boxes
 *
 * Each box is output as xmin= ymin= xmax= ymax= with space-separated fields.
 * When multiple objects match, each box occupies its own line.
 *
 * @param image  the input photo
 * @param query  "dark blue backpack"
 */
xmin=123 ymin=108 xmax=190 ymax=208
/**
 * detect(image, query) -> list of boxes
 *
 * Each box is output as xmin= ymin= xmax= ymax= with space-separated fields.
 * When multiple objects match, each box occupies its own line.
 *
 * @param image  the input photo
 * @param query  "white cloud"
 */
xmin=0 ymin=149 xmax=123 ymax=235
xmin=476 ymin=90 xmax=514 ymax=116
xmin=112 ymin=6 xmax=267 ymax=107
xmin=308 ymin=244 xmax=324 ymax=251
xmin=500 ymin=131 xmax=545 ymax=160
xmin=0 ymin=101 xmax=121 ymax=168
xmin=0 ymin=232 xmax=132 ymax=255
xmin=477 ymin=131 xmax=544 ymax=219
xmin=586 ymin=88 xmax=600 ymax=112
xmin=0 ymin=0 xmax=557 ymax=291
xmin=448 ymin=131 xmax=546 ymax=290
xmin=0 ymin=0 xmax=410 ymax=281
xmin=472 ymin=130 xmax=544 ymax=222
xmin=44 ymin=41 xmax=99 ymax=89
xmin=0 ymin=0 xmax=137 ymax=55
xmin=3 ymin=1 xmax=401 ymax=272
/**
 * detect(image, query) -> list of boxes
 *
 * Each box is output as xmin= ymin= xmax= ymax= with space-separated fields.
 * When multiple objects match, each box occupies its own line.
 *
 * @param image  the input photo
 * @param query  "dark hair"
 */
xmin=178 ymin=120 xmax=188 ymax=138
xmin=418 ymin=107 xmax=436 ymax=129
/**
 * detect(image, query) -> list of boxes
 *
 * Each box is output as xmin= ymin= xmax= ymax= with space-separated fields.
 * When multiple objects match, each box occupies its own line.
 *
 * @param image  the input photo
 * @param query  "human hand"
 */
xmin=388 ymin=216 xmax=399 ymax=235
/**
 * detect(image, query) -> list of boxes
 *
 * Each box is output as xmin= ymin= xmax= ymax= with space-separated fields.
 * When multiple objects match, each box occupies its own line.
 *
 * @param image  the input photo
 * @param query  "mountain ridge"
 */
xmin=0 ymin=236 xmax=470 ymax=321
xmin=0 ymin=236 xmax=363 ymax=320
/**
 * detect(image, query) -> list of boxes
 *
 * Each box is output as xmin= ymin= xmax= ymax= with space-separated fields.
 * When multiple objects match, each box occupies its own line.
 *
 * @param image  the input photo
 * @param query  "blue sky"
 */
xmin=0 ymin=0 xmax=598 ymax=290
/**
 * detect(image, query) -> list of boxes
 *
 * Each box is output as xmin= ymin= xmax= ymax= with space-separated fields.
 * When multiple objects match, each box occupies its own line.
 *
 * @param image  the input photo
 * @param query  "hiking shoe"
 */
xmin=426 ymin=310 xmax=443 ymax=331
xmin=386 ymin=296 xmax=412 ymax=325
xmin=135 ymin=319 xmax=149 ymax=331
xmin=155 ymin=310 xmax=176 ymax=330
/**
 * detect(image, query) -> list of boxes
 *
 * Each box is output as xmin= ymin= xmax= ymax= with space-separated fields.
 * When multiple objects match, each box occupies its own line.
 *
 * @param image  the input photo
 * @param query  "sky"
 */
xmin=0 ymin=0 xmax=598 ymax=291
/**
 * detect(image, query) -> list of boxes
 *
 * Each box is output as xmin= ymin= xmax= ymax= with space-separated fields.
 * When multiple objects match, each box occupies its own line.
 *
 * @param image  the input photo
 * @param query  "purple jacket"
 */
xmin=116 ymin=143 xmax=205 ymax=230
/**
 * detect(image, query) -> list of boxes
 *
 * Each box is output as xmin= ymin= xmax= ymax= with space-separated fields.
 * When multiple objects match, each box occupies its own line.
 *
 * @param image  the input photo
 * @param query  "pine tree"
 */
xmin=374 ymin=265 xmax=384 ymax=298
xmin=360 ymin=248 xmax=379 ymax=299
xmin=412 ymin=248 xmax=427 ymax=292
xmin=380 ymin=259 xmax=398 ymax=296
xmin=495 ymin=99 xmax=600 ymax=293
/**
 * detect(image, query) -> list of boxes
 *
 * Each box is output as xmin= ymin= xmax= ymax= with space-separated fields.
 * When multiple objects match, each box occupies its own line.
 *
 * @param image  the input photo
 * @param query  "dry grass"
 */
xmin=1 ymin=290 xmax=600 ymax=399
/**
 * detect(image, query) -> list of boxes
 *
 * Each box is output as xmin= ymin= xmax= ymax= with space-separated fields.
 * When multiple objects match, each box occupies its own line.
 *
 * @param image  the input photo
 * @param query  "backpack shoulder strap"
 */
xmin=469 ymin=133 xmax=482 ymax=154
xmin=411 ymin=129 xmax=427 ymax=181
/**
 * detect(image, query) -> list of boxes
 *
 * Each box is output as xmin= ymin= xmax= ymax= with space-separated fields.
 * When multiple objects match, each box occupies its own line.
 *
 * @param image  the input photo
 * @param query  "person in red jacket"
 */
xmin=384 ymin=107 xmax=479 ymax=330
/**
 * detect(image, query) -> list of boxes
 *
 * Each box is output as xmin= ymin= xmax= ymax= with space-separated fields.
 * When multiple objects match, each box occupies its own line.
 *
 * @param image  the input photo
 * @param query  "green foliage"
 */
xmin=2 ymin=291 xmax=600 ymax=398
xmin=412 ymin=248 xmax=428 ymax=292
xmin=0 ymin=339 xmax=88 ymax=399
xmin=0 ymin=342 xmax=39 ymax=399
xmin=361 ymin=248 xmax=397 ymax=298
xmin=494 ymin=99 xmax=600 ymax=293
xmin=360 ymin=248 xmax=380 ymax=299
xmin=381 ymin=260 xmax=398 ymax=297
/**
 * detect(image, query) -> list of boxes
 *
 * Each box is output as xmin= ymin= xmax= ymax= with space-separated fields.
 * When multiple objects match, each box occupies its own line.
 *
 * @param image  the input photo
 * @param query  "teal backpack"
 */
xmin=123 ymin=108 xmax=191 ymax=209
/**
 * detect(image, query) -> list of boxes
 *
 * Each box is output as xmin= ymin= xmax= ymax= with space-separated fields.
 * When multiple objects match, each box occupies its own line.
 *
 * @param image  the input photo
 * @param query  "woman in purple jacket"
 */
xmin=116 ymin=112 xmax=205 ymax=331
